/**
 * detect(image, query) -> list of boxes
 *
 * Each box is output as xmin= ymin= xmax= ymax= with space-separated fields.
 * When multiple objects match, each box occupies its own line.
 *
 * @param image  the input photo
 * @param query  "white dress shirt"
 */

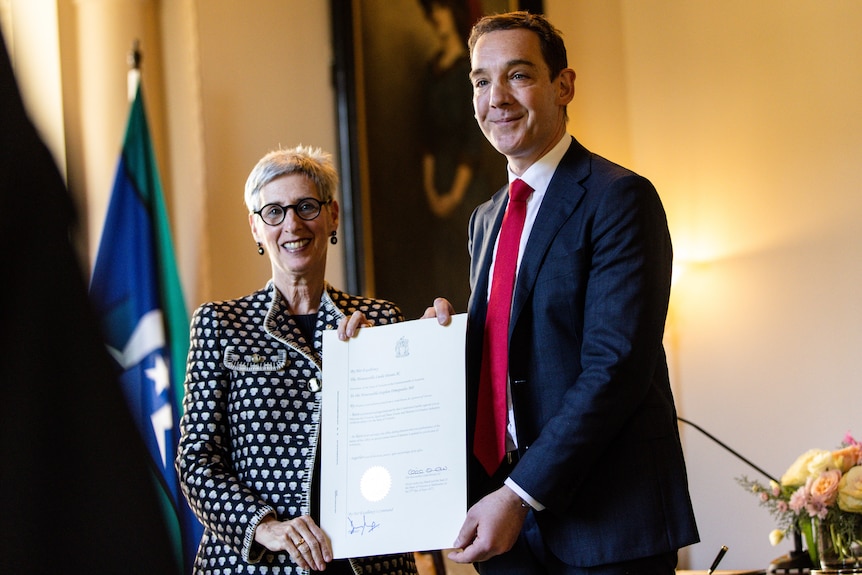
xmin=486 ymin=134 xmax=573 ymax=510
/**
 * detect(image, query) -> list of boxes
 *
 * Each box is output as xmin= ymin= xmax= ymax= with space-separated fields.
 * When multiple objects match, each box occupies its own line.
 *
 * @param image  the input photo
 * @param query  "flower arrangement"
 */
xmin=738 ymin=432 xmax=862 ymax=569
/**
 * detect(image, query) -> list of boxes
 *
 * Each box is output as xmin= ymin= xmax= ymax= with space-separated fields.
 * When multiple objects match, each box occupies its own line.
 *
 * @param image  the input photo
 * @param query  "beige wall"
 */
xmin=159 ymin=0 xmax=344 ymax=305
xmin=7 ymin=0 xmax=862 ymax=570
xmin=188 ymin=0 xmax=341 ymax=303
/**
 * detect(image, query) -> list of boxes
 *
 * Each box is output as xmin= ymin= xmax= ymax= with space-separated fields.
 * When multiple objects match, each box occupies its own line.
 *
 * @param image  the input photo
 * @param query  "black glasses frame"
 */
xmin=253 ymin=198 xmax=331 ymax=226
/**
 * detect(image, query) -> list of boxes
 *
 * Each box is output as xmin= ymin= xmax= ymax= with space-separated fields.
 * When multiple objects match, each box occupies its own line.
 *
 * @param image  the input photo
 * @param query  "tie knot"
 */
xmin=509 ymin=178 xmax=532 ymax=203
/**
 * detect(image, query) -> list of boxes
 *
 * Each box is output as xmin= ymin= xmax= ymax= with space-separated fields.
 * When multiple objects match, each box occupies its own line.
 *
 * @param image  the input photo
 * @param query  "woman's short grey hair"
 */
xmin=244 ymin=145 xmax=338 ymax=212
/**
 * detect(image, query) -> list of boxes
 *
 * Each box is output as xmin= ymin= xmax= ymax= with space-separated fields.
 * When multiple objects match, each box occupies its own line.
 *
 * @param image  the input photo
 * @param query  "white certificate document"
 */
xmin=320 ymin=314 xmax=467 ymax=558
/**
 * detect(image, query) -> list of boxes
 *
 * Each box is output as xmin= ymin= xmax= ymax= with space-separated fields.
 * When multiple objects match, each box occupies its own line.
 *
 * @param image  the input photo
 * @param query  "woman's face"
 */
xmin=249 ymin=173 xmax=338 ymax=286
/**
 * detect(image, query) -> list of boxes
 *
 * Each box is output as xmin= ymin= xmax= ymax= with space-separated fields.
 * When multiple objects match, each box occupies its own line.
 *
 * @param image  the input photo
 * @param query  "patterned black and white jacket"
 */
xmin=176 ymin=281 xmax=415 ymax=575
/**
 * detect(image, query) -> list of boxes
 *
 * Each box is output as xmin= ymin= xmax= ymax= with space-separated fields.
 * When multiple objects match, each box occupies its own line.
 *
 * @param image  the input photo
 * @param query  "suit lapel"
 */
xmin=510 ymin=141 xmax=591 ymax=328
xmin=468 ymin=185 xmax=508 ymax=321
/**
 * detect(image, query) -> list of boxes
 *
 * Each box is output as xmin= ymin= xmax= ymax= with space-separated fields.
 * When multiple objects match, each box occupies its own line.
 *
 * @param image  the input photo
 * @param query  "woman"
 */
xmin=176 ymin=145 xmax=417 ymax=574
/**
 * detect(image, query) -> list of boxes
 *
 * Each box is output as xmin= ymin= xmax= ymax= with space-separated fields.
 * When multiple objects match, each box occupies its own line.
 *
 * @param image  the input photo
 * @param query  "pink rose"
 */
xmin=790 ymin=471 xmax=842 ymax=519
xmin=809 ymin=469 xmax=841 ymax=508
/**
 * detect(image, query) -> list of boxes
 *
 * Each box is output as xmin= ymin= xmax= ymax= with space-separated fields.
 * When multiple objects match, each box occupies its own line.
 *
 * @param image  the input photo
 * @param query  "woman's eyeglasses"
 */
xmin=253 ymin=198 xmax=331 ymax=226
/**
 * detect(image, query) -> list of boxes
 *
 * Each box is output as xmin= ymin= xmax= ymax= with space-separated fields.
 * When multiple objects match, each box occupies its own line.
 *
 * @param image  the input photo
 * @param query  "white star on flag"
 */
xmin=146 ymin=353 xmax=174 ymax=468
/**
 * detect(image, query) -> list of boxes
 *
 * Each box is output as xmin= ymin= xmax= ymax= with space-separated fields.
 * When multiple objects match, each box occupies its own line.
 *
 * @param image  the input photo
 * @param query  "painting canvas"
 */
xmin=333 ymin=0 xmax=542 ymax=317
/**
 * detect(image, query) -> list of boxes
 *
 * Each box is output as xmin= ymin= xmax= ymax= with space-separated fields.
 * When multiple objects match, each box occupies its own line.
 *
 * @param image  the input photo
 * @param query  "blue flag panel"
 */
xmin=90 ymin=83 xmax=202 ymax=574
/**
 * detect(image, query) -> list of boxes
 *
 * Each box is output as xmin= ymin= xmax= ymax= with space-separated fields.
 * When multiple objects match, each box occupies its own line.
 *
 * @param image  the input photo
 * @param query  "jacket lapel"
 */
xmin=264 ymin=283 xmax=344 ymax=368
xmin=468 ymin=185 xmax=509 ymax=321
xmin=510 ymin=140 xmax=591 ymax=329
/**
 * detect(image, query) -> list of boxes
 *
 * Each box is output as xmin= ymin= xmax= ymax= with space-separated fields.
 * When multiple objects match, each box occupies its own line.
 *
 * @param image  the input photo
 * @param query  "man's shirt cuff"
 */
xmin=504 ymin=477 xmax=546 ymax=511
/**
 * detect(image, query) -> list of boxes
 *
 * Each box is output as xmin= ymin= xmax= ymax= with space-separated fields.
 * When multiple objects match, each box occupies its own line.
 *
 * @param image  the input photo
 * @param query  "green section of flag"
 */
xmin=122 ymin=87 xmax=190 ymax=415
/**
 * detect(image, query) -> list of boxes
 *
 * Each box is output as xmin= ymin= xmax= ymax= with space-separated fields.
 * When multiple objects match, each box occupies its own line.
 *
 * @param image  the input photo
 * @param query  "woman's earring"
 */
xmin=330 ymin=231 xmax=338 ymax=245
xmin=257 ymin=242 xmax=265 ymax=255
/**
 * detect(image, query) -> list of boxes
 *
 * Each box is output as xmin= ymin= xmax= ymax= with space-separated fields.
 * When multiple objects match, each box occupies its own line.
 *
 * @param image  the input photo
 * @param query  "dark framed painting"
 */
xmin=332 ymin=0 xmax=543 ymax=317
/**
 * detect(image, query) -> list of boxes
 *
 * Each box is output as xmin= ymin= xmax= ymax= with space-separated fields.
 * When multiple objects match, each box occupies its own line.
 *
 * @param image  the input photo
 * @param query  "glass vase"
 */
xmin=813 ymin=516 xmax=862 ymax=571
xmin=800 ymin=517 xmax=819 ymax=566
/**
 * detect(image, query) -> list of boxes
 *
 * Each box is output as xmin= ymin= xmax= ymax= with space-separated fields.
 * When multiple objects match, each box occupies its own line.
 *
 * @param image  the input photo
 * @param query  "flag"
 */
xmin=89 ymin=83 xmax=202 ymax=574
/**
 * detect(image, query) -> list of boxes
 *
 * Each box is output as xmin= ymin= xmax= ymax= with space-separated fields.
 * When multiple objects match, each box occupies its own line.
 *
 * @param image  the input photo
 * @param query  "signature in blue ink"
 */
xmin=348 ymin=515 xmax=381 ymax=535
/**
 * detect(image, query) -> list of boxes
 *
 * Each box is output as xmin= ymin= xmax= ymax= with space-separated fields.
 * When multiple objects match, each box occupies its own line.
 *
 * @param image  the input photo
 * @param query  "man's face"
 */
xmin=469 ymin=28 xmax=574 ymax=174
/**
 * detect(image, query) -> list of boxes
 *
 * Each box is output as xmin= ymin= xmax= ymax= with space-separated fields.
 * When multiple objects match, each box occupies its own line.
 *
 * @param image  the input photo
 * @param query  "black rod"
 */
xmin=678 ymin=416 xmax=780 ymax=484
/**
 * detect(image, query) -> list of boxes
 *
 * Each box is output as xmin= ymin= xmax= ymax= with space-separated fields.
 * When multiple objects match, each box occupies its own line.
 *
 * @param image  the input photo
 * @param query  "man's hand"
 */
xmin=447 ymin=486 xmax=530 ymax=564
xmin=421 ymin=297 xmax=455 ymax=325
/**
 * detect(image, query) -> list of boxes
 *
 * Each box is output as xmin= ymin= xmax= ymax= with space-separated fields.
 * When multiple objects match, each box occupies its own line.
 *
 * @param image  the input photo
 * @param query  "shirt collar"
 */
xmin=507 ymin=133 xmax=573 ymax=194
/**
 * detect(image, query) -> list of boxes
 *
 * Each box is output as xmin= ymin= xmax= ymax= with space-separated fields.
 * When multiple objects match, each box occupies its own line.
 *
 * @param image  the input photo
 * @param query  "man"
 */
xmin=428 ymin=11 xmax=699 ymax=574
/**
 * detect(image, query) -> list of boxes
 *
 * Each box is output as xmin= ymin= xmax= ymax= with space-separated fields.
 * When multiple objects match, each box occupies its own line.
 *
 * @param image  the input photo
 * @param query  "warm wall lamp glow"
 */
xmin=671 ymin=238 xmax=724 ymax=289
xmin=672 ymin=260 xmax=711 ymax=287
xmin=666 ymin=257 xmax=716 ymax=363
xmin=670 ymin=257 xmax=715 ymax=310
xmin=672 ymin=259 xmax=711 ymax=288
xmin=671 ymin=261 xmax=687 ymax=288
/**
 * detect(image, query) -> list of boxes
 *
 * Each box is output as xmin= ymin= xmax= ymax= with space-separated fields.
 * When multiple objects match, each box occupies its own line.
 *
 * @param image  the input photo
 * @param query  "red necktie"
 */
xmin=474 ymin=178 xmax=532 ymax=475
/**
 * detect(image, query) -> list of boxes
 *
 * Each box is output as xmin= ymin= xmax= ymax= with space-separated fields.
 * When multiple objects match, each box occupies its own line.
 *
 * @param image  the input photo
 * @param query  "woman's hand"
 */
xmin=337 ymin=310 xmax=373 ymax=341
xmin=254 ymin=514 xmax=331 ymax=571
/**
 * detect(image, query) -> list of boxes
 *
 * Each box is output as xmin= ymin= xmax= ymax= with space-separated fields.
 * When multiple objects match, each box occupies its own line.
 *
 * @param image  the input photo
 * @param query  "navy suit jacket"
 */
xmin=466 ymin=137 xmax=699 ymax=567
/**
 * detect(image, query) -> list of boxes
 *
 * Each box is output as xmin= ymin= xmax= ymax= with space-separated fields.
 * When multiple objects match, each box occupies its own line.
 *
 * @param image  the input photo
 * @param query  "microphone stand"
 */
xmin=678 ymin=417 xmax=813 ymax=573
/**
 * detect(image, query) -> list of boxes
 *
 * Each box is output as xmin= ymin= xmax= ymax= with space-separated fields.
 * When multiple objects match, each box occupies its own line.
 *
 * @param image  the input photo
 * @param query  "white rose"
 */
xmin=781 ymin=449 xmax=830 ymax=486
xmin=808 ymin=450 xmax=837 ymax=476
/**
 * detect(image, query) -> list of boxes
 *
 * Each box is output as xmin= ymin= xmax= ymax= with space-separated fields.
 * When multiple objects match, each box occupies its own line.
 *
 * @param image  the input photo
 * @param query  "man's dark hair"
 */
xmin=468 ymin=11 xmax=568 ymax=80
